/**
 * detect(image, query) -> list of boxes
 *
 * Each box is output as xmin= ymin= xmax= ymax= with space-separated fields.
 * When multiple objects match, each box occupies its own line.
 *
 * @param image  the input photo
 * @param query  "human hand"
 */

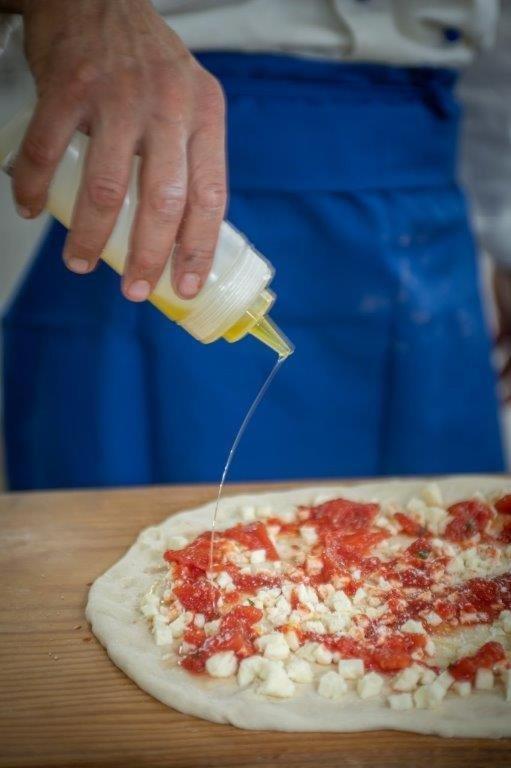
xmin=11 ymin=0 xmax=226 ymax=300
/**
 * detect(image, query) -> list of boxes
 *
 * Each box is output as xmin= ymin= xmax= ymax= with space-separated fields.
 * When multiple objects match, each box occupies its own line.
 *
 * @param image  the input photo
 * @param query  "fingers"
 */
xmin=122 ymin=122 xmax=187 ymax=301
xmin=12 ymin=93 xmax=82 ymax=219
xmin=172 ymin=77 xmax=226 ymax=299
xmin=63 ymin=115 xmax=138 ymax=274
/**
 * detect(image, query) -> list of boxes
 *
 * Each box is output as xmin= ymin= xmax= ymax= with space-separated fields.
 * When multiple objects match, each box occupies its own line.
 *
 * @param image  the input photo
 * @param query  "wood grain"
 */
xmin=1 ymin=482 xmax=511 ymax=768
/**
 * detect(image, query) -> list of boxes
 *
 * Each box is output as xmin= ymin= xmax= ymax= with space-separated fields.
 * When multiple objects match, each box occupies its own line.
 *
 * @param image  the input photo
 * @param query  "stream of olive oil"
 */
xmin=208 ymin=354 xmax=287 ymax=569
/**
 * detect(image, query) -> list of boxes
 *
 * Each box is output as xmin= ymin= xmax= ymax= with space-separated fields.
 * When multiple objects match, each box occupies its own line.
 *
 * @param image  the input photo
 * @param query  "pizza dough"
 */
xmin=86 ymin=476 xmax=511 ymax=737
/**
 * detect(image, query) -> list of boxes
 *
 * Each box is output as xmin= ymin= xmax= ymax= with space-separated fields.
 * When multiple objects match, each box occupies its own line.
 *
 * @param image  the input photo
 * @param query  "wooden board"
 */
xmin=1 ymin=482 xmax=511 ymax=768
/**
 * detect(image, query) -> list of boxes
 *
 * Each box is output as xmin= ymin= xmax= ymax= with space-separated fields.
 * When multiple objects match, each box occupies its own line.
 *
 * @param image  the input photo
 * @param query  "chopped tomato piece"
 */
xmin=395 ymin=512 xmax=424 ymax=537
xmin=449 ymin=641 xmax=506 ymax=681
xmin=174 ymin=577 xmax=219 ymax=620
xmin=322 ymin=530 xmax=388 ymax=578
xmin=183 ymin=625 xmax=206 ymax=646
xmin=223 ymin=522 xmax=279 ymax=560
xmin=495 ymin=495 xmax=511 ymax=515
xmin=500 ymin=523 xmax=511 ymax=544
xmin=397 ymin=567 xmax=432 ymax=589
xmin=309 ymin=498 xmax=379 ymax=534
xmin=372 ymin=633 xmax=426 ymax=672
xmin=227 ymin=567 xmax=281 ymax=594
xmin=445 ymin=500 xmax=492 ymax=542
xmin=407 ymin=537 xmax=433 ymax=560
xmin=164 ymin=532 xmax=215 ymax=572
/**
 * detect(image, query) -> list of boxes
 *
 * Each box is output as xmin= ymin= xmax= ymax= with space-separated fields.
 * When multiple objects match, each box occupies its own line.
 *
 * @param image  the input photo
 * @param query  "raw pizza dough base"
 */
xmin=86 ymin=476 xmax=511 ymax=737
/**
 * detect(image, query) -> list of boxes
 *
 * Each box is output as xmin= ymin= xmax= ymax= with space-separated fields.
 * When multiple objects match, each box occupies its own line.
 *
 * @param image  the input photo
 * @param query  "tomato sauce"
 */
xmin=449 ymin=641 xmax=506 ymax=681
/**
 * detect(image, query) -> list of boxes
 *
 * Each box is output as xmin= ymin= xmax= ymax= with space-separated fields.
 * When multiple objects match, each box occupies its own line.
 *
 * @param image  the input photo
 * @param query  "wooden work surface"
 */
xmin=1 ymin=481 xmax=511 ymax=768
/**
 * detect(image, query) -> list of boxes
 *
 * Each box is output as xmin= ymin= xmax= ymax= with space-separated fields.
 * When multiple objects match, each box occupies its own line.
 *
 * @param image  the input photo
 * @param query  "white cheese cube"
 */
xmin=257 ymin=665 xmax=295 ymax=698
xmin=353 ymin=587 xmax=367 ymax=606
xmin=216 ymin=571 xmax=234 ymax=590
xmin=267 ymin=596 xmax=292 ymax=627
xmin=141 ymin=591 xmax=161 ymax=619
xmin=303 ymin=620 xmax=325 ymax=635
xmin=169 ymin=612 xmax=188 ymax=639
xmin=338 ymin=658 xmax=364 ymax=680
xmin=166 ymin=535 xmax=188 ymax=550
xmin=255 ymin=505 xmax=273 ymax=519
xmin=424 ymin=639 xmax=436 ymax=657
xmin=241 ymin=505 xmax=256 ymax=522
xmin=318 ymin=671 xmax=348 ymax=701
xmin=330 ymin=590 xmax=353 ymax=613
xmin=256 ymin=632 xmax=290 ymax=661
xmin=300 ymin=525 xmax=318 ymax=546
xmin=400 ymin=619 xmax=425 ymax=634
xmin=425 ymin=507 xmax=448 ymax=535
xmin=296 ymin=583 xmax=319 ymax=607
xmin=153 ymin=615 xmax=174 ymax=646
xmin=413 ymin=686 xmax=429 ymax=709
xmin=194 ymin=613 xmax=205 ymax=628
xmin=296 ymin=642 xmax=320 ymax=663
xmin=392 ymin=666 xmax=421 ymax=692
xmin=424 ymin=612 xmax=442 ymax=627
xmin=237 ymin=655 xmax=264 ymax=687
xmin=205 ymin=651 xmax=238 ymax=678
xmin=424 ymin=680 xmax=447 ymax=707
xmin=323 ymin=612 xmax=349 ymax=634
xmin=499 ymin=609 xmax=511 ymax=633
xmin=452 ymin=681 xmax=471 ymax=698
xmin=504 ymin=670 xmax=511 ymax=703
xmin=475 ymin=668 xmax=494 ymax=691
xmin=285 ymin=630 xmax=299 ymax=651
xmin=420 ymin=668 xmax=437 ymax=685
xmin=406 ymin=497 xmax=427 ymax=524
xmin=250 ymin=548 xmax=267 ymax=565
xmin=287 ymin=656 xmax=313 ymax=683
xmin=436 ymin=671 xmax=454 ymax=691
xmin=421 ymin=483 xmax=443 ymax=507
xmin=357 ymin=672 xmax=384 ymax=699
xmin=204 ymin=618 xmax=220 ymax=636
xmin=446 ymin=555 xmax=464 ymax=574
xmin=388 ymin=693 xmax=414 ymax=711
xmin=314 ymin=645 xmax=333 ymax=665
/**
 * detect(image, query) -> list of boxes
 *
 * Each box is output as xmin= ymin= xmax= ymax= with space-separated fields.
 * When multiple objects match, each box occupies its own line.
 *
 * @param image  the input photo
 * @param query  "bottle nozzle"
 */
xmin=249 ymin=315 xmax=294 ymax=358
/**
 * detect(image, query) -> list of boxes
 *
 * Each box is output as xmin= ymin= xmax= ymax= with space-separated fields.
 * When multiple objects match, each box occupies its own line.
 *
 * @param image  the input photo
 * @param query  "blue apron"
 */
xmin=2 ymin=54 xmax=504 ymax=490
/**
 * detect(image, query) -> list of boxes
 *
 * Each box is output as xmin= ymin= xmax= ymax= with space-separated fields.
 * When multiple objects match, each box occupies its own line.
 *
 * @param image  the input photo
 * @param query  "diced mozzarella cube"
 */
xmin=323 ymin=612 xmax=349 ymax=634
xmin=169 ymin=612 xmax=188 ymax=639
xmin=141 ymin=590 xmax=161 ymax=619
xmin=287 ymin=656 xmax=313 ymax=683
xmin=388 ymin=693 xmax=414 ymax=711
xmin=357 ymin=672 xmax=384 ymax=699
xmin=194 ymin=613 xmax=205 ymax=628
xmin=204 ymin=618 xmax=221 ymax=636
xmin=300 ymin=526 xmax=318 ymax=546
xmin=413 ymin=686 xmax=429 ymax=709
xmin=353 ymin=588 xmax=367 ymax=606
xmin=302 ymin=620 xmax=325 ymax=635
xmin=255 ymin=505 xmax=273 ymax=519
xmin=400 ymin=619 xmax=425 ymax=634
xmin=166 ymin=536 xmax=188 ymax=550
xmin=392 ymin=666 xmax=421 ymax=692
xmin=318 ymin=671 xmax=348 ymax=701
xmin=250 ymin=549 xmax=266 ymax=564
xmin=296 ymin=584 xmax=318 ymax=607
xmin=420 ymin=668 xmax=437 ymax=685
xmin=153 ymin=614 xmax=174 ymax=646
xmin=314 ymin=645 xmax=333 ymax=665
xmin=330 ymin=590 xmax=352 ymax=613
xmin=257 ymin=664 xmax=295 ymax=698
xmin=504 ymin=670 xmax=511 ymax=703
xmin=475 ymin=668 xmax=494 ymax=691
xmin=237 ymin=655 xmax=265 ymax=687
xmin=338 ymin=658 xmax=364 ymax=680
xmin=424 ymin=680 xmax=447 ymax=707
xmin=452 ymin=681 xmax=471 ymax=698
xmin=216 ymin=571 xmax=234 ymax=590
xmin=206 ymin=651 xmax=238 ymax=678
xmin=285 ymin=630 xmax=299 ymax=651
xmin=267 ymin=596 xmax=292 ymax=626
xmin=256 ymin=632 xmax=290 ymax=661
xmin=447 ymin=555 xmax=464 ymax=574
xmin=424 ymin=639 xmax=436 ymax=657
xmin=436 ymin=671 xmax=454 ymax=691
xmin=421 ymin=483 xmax=443 ymax=507
xmin=499 ymin=609 xmax=511 ymax=633
xmin=297 ymin=642 xmax=320 ymax=663
xmin=406 ymin=498 xmax=427 ymax=524
xmin=425 ymin=507 xmax=448 ymax=535
xmin=241 ymin=505 xmax=256 ymax=522
xmin=424 ymin=612 xmax=442 ymax=627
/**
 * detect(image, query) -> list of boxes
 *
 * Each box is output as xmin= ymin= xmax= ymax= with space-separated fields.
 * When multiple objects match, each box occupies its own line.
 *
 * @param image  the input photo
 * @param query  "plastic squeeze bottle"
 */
xmin=0 ymin=106 xmax=293 ymax=358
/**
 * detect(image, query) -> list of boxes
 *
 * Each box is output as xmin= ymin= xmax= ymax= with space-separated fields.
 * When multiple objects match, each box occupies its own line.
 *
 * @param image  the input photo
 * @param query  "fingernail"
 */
xmin=66 ymin=257 xmax=91 ymax=274
xmin=16 ymin=204 xmax=32 ymax=219
xmin=178 ymin=272 xmax=201 ymax=298
xmin=126 ymin=279 xmax=150 ymax=302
